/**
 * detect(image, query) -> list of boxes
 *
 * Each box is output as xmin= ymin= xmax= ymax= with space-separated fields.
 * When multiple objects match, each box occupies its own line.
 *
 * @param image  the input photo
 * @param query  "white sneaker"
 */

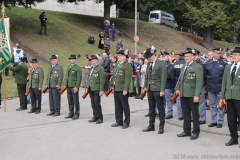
xmin=144 ymin=96 xmax=148 ymax=100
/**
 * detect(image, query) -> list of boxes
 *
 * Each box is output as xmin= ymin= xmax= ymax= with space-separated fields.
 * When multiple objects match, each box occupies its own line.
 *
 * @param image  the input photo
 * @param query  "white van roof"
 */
xmin=150 ymin=10 xmax=173 ymax=17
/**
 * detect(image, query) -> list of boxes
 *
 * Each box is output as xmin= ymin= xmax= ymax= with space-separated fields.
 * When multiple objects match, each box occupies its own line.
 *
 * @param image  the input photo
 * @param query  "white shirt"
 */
xmin=230 ymin=62 xmax=240 ymax=74
xmin=151 ymin=58 xmax=157 ymax=69
xmin=183 ymin=61 xmax=193 ymax=73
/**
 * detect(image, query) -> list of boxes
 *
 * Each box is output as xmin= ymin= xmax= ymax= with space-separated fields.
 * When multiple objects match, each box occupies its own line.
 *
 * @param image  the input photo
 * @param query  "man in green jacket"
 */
xmin=8 ymin=57 xmax=28 ymax=111
xmin=176 ymin=48 xmax=203 ymax=140
xmin=88 ymin=55 xmax=105 ymax=124
xmin=27 ymin=58 xmax=44 ymax=114
xmin=220 ymin=47 xmax=240 ymax=147
xmin=142 ymin=46 xmax=167 ymax=134
xmin=65 ymin=54 xmax=82 ymax=120
xmin=110 ymin=49 xmax=132 ymax=129
xmin=46 ymin=55 xmax=63 ymax=117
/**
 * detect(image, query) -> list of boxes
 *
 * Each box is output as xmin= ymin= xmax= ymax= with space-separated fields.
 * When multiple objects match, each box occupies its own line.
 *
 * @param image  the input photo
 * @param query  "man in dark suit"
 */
xmin=8 ymin=57 xmax=28 ymax=111
xmin=176 ymin=48 xmax=203 ymax=140
xmin=110 ymin=50 xmax=132 ymax=129
xmin=88 ymin=55 xmax=105 ymax=124
xmin=101 ymin=53 xmax=111 ymax=91
xmin=142 ymin=46 xmax=167 ymax=134
xmin=220 ymin=47 xmax=240 ymax=147
xmin=46 ymin=55 xmax=64 ymax=117
xmin=65 ymin=54 xmax=82 ymax=120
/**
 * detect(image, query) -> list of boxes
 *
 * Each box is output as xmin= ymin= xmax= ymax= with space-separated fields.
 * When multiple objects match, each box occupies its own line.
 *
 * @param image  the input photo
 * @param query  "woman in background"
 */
xmin=98 ymin=31 xmax=104 ymax=49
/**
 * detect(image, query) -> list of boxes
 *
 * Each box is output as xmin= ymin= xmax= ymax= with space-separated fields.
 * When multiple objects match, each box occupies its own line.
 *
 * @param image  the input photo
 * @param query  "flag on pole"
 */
xmin=0 ymin=18 xmax=11 ymax=72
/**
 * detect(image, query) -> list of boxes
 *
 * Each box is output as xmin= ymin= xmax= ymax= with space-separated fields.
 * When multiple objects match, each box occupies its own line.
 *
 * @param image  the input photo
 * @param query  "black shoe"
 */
xmin=122 ymin=123 xmax=129 ymax=129
xmin=53 ymin=113 xmax=60 ymax=117
xmin=28 ymin=110 xmax=36 ymax=113
xmin=96 ymin=119 xmax=103 ymax=124
xmin=158 ymin=128 xmax=164 ymax=134
xmin=199 ymin=121 xmax=206 ymax=125
xmin=177 ymin=132 xmax=191 ymax=137
xmin=72 ymin=115 xmax=79 ymax=120
xmin=46 ymin=112 xmax=55 ymax=116
xmin=225 ymin=139 xmax=239 ymax=146
xmin=208 ymin=123 xmax=217 ymax=127
xmin=142 ymin=125 xmax=155 ymax=132
xmin=65 ymin=115 xmax=74 ymax=119
xmin=190 ymin=134 xmax=199 ymax=140
xmin=111 ymin=123 xmax=123 ymax=127
xmin=145 ymin=113 xmax=151 ymax=117
xmin=191 ymin=119 xmax=193 ymax=122
xmin=35 ymin=111 xmax=41 ymax=114
xmin=217 ymin=124 xmax=222 ymax=128
xmin=178 ymin=117 xmax=183 ymax=120
xmin=165 ymin=115 xmax=173 ymax=119
xmin=16 ymin=108 xmax=26 ymax=111
xmin=88 ymin=118 xmax=97 ymax=123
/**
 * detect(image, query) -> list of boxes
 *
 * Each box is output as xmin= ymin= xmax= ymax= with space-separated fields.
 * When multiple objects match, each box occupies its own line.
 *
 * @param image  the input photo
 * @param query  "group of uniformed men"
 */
xmin=7 ymin=45 xmax=240 ymax=148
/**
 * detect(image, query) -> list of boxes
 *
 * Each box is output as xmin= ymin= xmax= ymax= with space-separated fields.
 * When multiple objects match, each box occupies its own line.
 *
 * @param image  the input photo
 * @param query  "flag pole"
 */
xmin=1 ymin=2 xmax=6 ymax=112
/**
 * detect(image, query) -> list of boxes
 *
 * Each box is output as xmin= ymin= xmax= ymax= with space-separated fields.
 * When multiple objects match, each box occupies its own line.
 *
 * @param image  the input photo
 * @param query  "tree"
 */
xmin=182 ymin=1 xmax=228 ymax=46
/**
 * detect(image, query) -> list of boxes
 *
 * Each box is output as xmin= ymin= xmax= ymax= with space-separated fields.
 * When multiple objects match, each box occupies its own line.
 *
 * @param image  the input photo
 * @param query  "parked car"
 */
xmin=149 ymin=10 xmax=178 ymax=30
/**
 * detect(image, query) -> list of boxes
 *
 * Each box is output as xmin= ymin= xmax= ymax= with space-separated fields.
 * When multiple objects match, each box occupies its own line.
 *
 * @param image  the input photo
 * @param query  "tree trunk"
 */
xmin=104 ymin=0 xmax=111 ymax=19
xmin=203 ymin=26 xmax=215 ymax=46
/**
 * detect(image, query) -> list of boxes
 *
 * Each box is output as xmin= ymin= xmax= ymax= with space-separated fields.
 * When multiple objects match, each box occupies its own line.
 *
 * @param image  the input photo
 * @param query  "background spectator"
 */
xmin=101 ymin=53 xmax=111 ymax=92
xmin=104 ymin=37 xmax=111 ymax=54
xmin=110 ymin=22 xmax=116 ymax=42
xmin=39 ymin=12 xmax=47 ymax=36
xmin=116 ymin=39 xmax=123 ymax=52
xmin=88 ymin=33 xmax=95 ymax=44
xmin=98 ymin=31 xmax=104 ymax=49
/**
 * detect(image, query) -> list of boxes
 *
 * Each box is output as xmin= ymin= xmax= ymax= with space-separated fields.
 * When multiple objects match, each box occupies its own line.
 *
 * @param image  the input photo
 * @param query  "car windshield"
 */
xmin=150 ymin=13 xmax=159 ymax=19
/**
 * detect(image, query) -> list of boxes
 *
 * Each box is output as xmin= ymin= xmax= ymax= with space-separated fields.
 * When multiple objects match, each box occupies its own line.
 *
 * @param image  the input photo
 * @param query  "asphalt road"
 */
xmin=0 ymin=90 xmax=239 ymax=160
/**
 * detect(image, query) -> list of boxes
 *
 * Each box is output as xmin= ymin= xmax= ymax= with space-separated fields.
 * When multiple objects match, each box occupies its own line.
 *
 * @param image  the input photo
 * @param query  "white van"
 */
xmin=149 ymin=10 xmax=178 ymax=30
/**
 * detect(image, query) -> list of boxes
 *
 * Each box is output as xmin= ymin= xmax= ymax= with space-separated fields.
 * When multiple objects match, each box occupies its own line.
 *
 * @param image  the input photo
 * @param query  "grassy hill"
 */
xmin=3 ymin=7 xmax=237 ymax=98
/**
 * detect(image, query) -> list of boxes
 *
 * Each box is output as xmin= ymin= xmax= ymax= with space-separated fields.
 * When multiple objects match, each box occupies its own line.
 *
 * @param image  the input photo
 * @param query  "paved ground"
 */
xmin=0 ymin=90 xmax=239 ymax=160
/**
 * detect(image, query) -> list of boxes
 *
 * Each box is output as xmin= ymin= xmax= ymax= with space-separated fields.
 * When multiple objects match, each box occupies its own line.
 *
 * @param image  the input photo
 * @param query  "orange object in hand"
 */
xmin=170 ymin=93 xmax=179 ymax=103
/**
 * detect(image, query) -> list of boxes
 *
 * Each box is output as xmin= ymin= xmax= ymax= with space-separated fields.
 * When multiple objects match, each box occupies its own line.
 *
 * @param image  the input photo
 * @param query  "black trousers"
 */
xmin=67 ymin=87 xmax=80 ymax=116
xmin=49 ymin=88 xmax=61 ymax=114
xmin=30 ymin=88 xmax=42 ymax=111
xmin=114 ymin=90 xmax=130 ymax=125
xmin=40 ymin=22 xmax=46 ymax=34
xmin=181 ymin=97 xmax=200 ymax=135
xmin=104 ymin=75 xmax=110 ymax=91
xmin=89 ymin=89 xmax=103 ymax=120
xmin=147 ymin=91 xmax=165 ymax=129
xmin=17 ymin=84 xmax=27 ymax=109
xmin=226 ymin=99 xmax=240 ymax=141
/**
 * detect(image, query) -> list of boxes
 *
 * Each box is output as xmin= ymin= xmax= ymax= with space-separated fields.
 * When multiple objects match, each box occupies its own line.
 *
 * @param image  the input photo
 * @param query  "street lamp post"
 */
xmin=134 ymin=0 xmax=137 ymax=54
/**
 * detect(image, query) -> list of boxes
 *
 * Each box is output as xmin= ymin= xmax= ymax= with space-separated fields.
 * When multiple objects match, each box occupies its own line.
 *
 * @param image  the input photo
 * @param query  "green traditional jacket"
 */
xmin=88 ymin=65 xmax=105 ymax=91
xmin=46 ymin=63 xmax=64 ymax=88
xmin=176 ymin=61 xmax=203 ymax=97
xmin=28 ymin=67 xmax=44 ymax=89
xmin=221 ymin=64 xmax=240 ymax=100
xmin=144 ymin=59 xmax=167 ymax=92
xmin=8 ymin=62 xmax=28 ymax=84
xmin=65 ymin=63 xmax=82 ymax=88
xmin=110 ymin=61 xmax=132 ymax=91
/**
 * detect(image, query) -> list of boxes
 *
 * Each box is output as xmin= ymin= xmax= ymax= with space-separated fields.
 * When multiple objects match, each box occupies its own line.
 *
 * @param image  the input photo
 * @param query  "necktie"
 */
xmin=68 ymin=65 xmax=73 ymax=76
xmin=149 ymin=62 xmax=153 ymax=72
xmin=183 ymin=64 xmax=189 ymax=77
xmin=113 ymin=64 xmax=120 ymax=77
xmin=231 ymin=64 xmax=237 ymax=84
xmin=50 ymin=65 xmax=55 ymax=74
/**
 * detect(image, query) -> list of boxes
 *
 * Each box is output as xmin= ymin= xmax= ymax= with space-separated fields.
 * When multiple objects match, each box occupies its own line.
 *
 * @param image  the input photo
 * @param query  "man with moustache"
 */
xmin=176 ymin=48 xmax=203 ymax=140
xmin=65 ymin=54 xmax=82 ymax=120
xmin=110 ymin=49 xmax=132 ymax=129
xmin=46 ymin=55 xmax=63 ymax=117
xmin=88 ymin=55 xmax=105 ymax=124
xmin=220 ymin=47 xmax=240 ymax=147
xmin=142 ymin=46 xmax=167 ymax=134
